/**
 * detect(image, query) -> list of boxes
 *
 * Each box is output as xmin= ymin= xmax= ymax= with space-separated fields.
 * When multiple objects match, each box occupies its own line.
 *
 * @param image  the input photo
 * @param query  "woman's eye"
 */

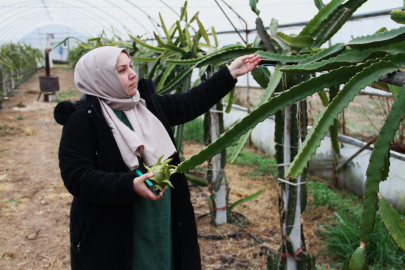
xmin=119 ymin=68 xmax=125 ymax=73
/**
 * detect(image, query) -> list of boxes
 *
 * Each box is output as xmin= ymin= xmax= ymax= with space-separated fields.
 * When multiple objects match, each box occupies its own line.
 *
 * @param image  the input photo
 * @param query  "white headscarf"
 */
xmin=74 ymin=46 xmax=176 ymax=170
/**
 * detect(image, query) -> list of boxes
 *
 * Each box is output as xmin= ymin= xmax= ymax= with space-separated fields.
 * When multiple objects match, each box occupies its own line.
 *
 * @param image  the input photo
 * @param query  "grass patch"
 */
xmin=4 ymin=198 xmax=20 ymax=203
xmin=227 ymin=148 xmax=277 ymax=177
xmin=308 ymin=181 xmax=405 ymax=269
xmin=16 ymin=116 xmax=24 ymax=120
xmin=58 ymin=90 xmax=78 ymax=98
xmin=183 ymin=117 xmax=204 ymax=143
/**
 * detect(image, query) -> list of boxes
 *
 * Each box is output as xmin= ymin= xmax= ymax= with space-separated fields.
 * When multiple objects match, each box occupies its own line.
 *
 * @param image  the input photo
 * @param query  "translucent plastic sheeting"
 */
xmin=0 ymin=0 xmax=401 ymax=44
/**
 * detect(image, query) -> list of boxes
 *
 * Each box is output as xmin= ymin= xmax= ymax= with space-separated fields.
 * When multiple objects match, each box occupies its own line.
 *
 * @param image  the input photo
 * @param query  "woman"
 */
xmin=54 ymin=46 xmax=260 ymax=270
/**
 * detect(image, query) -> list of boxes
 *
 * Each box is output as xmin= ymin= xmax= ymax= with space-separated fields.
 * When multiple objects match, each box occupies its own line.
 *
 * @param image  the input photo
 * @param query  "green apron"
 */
xmin=113 ymin=110 xmax=174 ymax=270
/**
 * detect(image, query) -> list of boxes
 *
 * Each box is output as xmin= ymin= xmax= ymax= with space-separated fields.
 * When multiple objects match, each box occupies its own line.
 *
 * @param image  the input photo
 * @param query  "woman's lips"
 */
xmin=129 ymin=82 xmax=137 ymax=88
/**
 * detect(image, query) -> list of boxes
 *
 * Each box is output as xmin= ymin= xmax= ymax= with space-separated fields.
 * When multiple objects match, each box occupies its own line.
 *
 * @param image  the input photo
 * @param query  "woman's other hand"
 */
xmin=133 ymin=173 xmax=164 ymax=201
xmin=228 ymin=54 xmax=261 ymax=79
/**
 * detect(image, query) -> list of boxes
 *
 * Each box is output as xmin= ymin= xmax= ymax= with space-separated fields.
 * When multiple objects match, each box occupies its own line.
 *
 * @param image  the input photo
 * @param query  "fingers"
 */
xmin=133 ymin=173 xmax=162 ymax=201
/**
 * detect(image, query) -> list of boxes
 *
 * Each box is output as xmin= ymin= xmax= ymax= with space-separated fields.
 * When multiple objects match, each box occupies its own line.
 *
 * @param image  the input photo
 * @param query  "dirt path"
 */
xmin=0 ymin=68 xmax=333 ymax=270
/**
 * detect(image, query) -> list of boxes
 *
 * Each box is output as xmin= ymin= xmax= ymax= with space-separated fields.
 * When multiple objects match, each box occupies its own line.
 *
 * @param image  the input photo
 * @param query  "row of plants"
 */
xmin=0 ymin=43 xmax=43 ymax=106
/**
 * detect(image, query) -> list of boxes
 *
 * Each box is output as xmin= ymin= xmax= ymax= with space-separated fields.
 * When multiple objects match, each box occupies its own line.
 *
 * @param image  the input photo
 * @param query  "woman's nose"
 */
xmin=129 ymin=69 xmax=137 ymax=79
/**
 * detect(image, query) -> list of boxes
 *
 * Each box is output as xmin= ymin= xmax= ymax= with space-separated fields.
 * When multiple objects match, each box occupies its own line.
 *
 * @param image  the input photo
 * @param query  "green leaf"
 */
xmin=225 ymin=87 xmax=235 ymax=113
xmin=212 ymin=27 xmax=218 ymax=48
xmin=318 ymin=90 xmax=329 ymax=106
xmin=300 ymin=0 xmax=345 ymax=36
xmin=391 ymin=9 xmax=405 ymax=24
xmin=359 ymin=83 xmax=405 ymax=243
xmin=350 ymin=247 xmax=367 ymax=270
xmin=378 ymin=194 xmax=405 ymax=252
xmin=277 ymin=32 xmax=314 ymax=47
xmin=185 ymin=173 xmax=208 ymax=186
xmin=176 ymin=21 xmax=187 ymax=47
xmin=348 ymin=26 xmax=405 ymax=49
xmin=195 ymin=13 xmax=211 ymax=47
xmin=257 ymin=51 xmax=309 ymax=63
xmin=156 ymin=67 xmax=193 ymax=95
xmin=229 ymin=189 xmax=265 ymax=211
xmin=298 ymin=43 xmax=346 ymax=65
xmin=157 ymin=56 xmax=182 ymax=90
xmin=146 ymin=58 xmax=161 ymax=79
xmin=195 ymin=47 xmax=265 ymax=68
xmin=131 ymin=57 xmax=157 ymax=63
xmin=314 ymin=0 xmax=324 ymax=10
xmin=249 ymin=0 xmax=260 ymax=16
xmin=154 ymin=32 xmax=190 ymax=59
xmin=130 ymin=34 xmax=166 ymax=53
xmin=269 ymin=18 xmax=278 ymax=35
xmin=159 ymin=13 xmax=172 ymax=43
xmin=251 ymin=66 xmax=270 ymax=88
xmin=212 ymin=171 xmax=224 ymax=192
xmin=281 ymin=43 xmax=405 ymax=74
xmin=286 ymin=61 xmax=398 ymax=179
xmin=256 ymin=18 xmax=276 ymax=53
xmin=177 ymin=62 xmax=365 ymax=172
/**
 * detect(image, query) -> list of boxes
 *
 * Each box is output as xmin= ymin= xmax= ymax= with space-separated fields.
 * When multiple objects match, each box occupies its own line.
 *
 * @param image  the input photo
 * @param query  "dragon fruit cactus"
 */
xmin=144 ymin=155 xmax=176 ymax=191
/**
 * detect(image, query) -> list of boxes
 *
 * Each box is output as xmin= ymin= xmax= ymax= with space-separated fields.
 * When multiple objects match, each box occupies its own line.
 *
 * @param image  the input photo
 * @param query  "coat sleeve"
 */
xmin=155 ymin=66 xmax=237 ymax=126
xmin=58 ymin=110 xmax=138 ymax=205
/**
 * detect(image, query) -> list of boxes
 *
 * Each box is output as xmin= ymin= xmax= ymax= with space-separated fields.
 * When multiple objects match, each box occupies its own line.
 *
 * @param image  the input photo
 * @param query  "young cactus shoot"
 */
xmin=144 ymin=155 xmax=177 ymax=191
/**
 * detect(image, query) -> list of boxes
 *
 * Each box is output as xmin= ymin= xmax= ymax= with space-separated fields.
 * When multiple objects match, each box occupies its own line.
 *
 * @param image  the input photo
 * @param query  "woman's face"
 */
xmin=116 ymin=52 xmax=137 ymax=96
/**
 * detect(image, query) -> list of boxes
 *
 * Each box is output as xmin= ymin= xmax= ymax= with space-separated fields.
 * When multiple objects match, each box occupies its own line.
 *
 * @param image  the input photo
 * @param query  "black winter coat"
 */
xmin=54 ymin=67 xmax=237 ymax=270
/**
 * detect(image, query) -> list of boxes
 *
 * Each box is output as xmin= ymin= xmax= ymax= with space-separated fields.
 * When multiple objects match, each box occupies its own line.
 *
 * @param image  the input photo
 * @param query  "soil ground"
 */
xmin=0 ymin=68 xmax=343 ymax=269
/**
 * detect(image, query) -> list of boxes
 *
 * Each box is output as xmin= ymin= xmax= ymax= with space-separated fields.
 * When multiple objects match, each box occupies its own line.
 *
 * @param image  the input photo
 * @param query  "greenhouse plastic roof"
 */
xmin=0 ymin=0 xmax=402 ymax=43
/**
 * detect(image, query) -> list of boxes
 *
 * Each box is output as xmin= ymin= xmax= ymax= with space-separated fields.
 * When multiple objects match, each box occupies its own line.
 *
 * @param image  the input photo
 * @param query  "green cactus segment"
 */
xmin=329 ymin=86 xmax=340 ymax=155
xmin=359 ymin=84 xmax=405 ymax=244
xmin=275 ymin=110 xmax=285 ymax=181
xmin=256 ymin=17 xmax=276 ymax=53
xmin=131 ymin=57 xmax=157 ymax=63
xmin=177 ymin=63 xmax=371 ymax=173
xmin=350 ymin=247 xmax=367 ymax=270
xmin=283 ymin=43 xmax=405 ymax=74
xmin=341 ymin=255 xmax=352 ymax=270
xmin=359 ymin=84 xmax=405 ymax=243
xmin=276 ymin=32 xmax=314 ymax=48
xmin=229 ymin=64 xmax=281 ymax=164
xmin=251 ymin=66 xmax=270 ymax=88
xmin=130 ymin=35 xmax=166 ymax=53
xmin=261 ymin=64 xmax=282 ymax=104
xmin=299 ymin=43 xmax=346 ymax=65
xmin=228 ymin=188 xmax=265 ymax=211
xmin=156 ymin=56 xmax=181 ymax=90
xmin=286 ymin=61 xmax=398 ymax=179
xmin=286 ymin=177 xmax=297 ymax=236
xmin=311 ymin=0 xmax=367 ymax=47
xmin=249 ymin=0 xmax=260 ymax=16
xmin=296 ymin=251 xmax=308 ymax=270
xmin=156 ymin=67 xmax=193 ymax=95
xmin=145 ymin=156 xmax=177 ymax=191
xmin=378 ymin=194 xmax=405 ymax=252
xmin=257 ymin=51 xmax=309 ymax=63
xmin=146 ymin=58 xmax=161 ymax=79
xmin=300 ymin=0 xmax=345 ymax=36
xmin=185 ymin=173 xmax=208 ymax=186
xmin=312 ymin=7 xmax=350 ymax=48
xmin=195 ymin=47 xmax=264 ymax=68
xmin=229 ymin=131 xmax=251 ymax=163
xmin=155 ymin=36 xmax=190 ymax=59
xmin=348 ymin=26 xmax=405 ymax=49
xmin=391 ymin=9 xmax=405 ymax=24
xmin=165 ymin=57 xmax=204 ymax=65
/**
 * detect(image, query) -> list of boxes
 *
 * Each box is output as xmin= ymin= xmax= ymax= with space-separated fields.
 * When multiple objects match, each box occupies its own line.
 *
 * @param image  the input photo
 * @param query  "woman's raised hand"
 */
xmin=228 ymin=54 xmax=261 ymax=79
xmin=133 ymin=173 xmax=164 ymax=201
